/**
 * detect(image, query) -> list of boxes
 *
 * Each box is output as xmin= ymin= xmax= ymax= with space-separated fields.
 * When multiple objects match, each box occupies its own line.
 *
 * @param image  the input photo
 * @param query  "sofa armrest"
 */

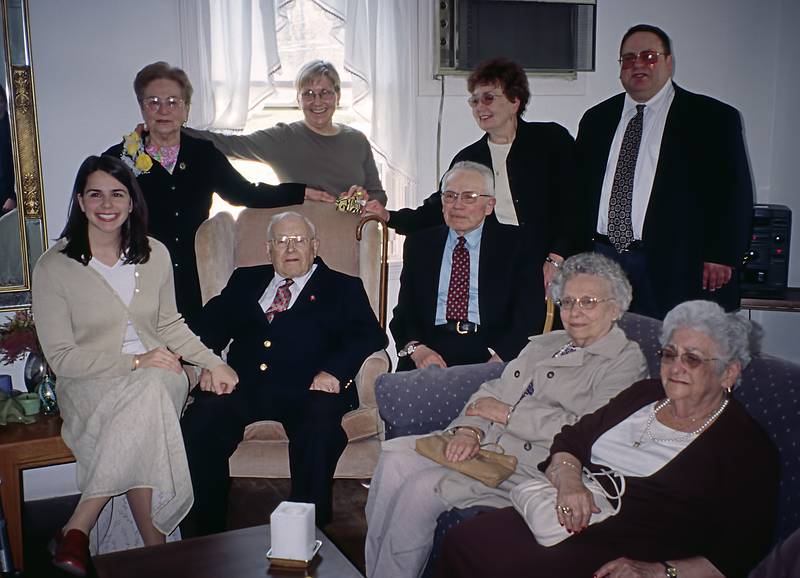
xmin=375 ymin=362 xmax=507 ymax=439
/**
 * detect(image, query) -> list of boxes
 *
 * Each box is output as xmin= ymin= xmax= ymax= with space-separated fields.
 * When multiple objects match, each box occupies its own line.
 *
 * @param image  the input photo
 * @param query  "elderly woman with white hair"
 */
xmin=187 ymin=59 xmax=386 ymax=205
xmin=438 ymin=300 xmax=779 ymax=578
xmin=366 ymin=252 xmax=649 ymax=578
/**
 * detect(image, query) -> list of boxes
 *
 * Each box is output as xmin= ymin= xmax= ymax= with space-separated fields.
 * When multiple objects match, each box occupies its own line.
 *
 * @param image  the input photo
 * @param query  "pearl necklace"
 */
xmin=633 ymin=397 xmax=729 ymax=448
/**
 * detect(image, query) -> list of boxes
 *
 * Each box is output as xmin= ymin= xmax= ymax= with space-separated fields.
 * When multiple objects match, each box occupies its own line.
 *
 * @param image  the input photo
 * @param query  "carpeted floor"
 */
xmin=21 ymin=478 xmax=368 ymax=577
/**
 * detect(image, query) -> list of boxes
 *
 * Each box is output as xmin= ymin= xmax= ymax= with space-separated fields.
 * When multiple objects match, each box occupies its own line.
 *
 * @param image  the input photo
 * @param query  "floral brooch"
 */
xmin=120 ymin=131 xmax=154 ymax=176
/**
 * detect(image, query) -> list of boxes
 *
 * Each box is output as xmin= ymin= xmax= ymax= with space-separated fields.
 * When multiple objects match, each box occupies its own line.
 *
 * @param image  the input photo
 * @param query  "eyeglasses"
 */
xmin=441 ymin=191 xmax=493 ymax=204
xmin=140 ymin=96 xmax=185 ymax=112
xmin=657 ymin=347 xmax=719 ymax=369
xmin=467 ymin=92 xmax=505 ymax=107
xmin=270 ymin=235 xmax=313 ymax=249
xmin=618 ymin=50 xmax=665 ymax=69
xmin=300 ymin=89 xmax=337 ymax=102
xmin=555 ymin=297 xmax=615 ymax=311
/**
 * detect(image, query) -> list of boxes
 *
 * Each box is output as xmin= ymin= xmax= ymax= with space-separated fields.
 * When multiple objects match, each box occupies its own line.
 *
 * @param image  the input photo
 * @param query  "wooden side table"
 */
xmin=0 ymin=414 xmax=74 ymax=570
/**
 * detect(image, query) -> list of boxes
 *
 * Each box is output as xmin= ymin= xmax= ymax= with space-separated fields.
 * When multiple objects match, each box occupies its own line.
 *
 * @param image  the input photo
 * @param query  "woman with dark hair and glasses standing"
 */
xmin=365 ymin=57 xmax=579 ymax=289
xmin=105 ymin=61 xmax=331 ymax=323
xmin=32 ymin=155 xmax=239 ymax=575
xmin=438 ymin=300 xmax=778 ymax=578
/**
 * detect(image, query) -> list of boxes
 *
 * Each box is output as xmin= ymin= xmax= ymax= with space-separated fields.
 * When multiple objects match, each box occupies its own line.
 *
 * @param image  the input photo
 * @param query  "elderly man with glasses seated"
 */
xmin=390 ymin=161 xmax=543 ymax=371
xmin=180 ymin=211 xmax=386 ymax=535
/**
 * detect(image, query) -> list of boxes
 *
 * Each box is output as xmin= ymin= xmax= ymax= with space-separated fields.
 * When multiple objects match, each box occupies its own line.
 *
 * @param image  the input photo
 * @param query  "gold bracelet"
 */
xmin=133 ymin=356 xmax=140 ymax=371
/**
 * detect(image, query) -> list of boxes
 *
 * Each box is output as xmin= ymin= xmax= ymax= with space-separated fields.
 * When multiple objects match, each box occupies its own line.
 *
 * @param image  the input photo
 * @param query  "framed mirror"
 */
xmin=0 ymin=0 xmax=46 ymax=311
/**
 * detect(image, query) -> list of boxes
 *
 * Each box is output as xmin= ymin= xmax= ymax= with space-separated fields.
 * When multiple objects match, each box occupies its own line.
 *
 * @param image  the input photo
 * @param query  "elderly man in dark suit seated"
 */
xmin=391 ymin=160 xmax=543 ymax=372
xmin=181 ymin=211 xmax=387 ymax=535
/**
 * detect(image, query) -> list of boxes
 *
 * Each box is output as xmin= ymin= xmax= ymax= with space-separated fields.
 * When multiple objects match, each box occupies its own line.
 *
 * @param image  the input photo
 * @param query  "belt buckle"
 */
xmin=456 ymin=321 xmax=469 ymax=335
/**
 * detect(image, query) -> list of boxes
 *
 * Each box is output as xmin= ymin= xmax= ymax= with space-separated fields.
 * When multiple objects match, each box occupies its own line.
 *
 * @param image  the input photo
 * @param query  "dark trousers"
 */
xmin=180 ymin=385 xmax=349 ymax=536
xmin=594 ymin=241 xmax=662 ymax=319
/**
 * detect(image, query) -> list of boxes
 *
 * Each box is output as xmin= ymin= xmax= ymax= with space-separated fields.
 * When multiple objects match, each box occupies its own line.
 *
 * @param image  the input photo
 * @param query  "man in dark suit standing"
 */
xmin=577 ymin=24 xmax=753 ymax=318
xmin=391 ymin=161 xmax=542 ymax=371
xmin=181 ymin=211 xmax=386 ymax=535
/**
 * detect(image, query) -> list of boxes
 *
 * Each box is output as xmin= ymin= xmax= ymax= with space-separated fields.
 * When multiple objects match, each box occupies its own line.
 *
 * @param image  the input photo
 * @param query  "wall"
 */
xmin=15 ymin=0 xmax=797 ymax=499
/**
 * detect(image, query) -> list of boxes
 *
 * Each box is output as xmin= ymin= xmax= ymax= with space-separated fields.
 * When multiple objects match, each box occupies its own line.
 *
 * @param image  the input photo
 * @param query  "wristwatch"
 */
xmin=660 ymin=562 xmax=677 ymax=577
xmin=397 ymin=341 xmax=420 ymax=358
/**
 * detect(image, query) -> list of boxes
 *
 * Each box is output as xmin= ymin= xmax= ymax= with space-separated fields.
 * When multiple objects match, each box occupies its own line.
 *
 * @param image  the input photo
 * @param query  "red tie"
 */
xmin=446 ymin=237 xmax=469 ymax=320
xmin=265 ymin=279 xmax=294 ymax=322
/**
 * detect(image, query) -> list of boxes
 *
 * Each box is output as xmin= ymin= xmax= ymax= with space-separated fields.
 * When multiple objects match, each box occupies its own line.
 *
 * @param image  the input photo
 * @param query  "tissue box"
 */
xmin=269 ymin=501 xmax=316 ymax=560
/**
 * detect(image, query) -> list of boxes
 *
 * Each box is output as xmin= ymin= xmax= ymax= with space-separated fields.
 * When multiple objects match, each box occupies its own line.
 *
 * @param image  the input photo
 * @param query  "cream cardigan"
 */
xmin=32 ymin=237 xmax=222 ymax=377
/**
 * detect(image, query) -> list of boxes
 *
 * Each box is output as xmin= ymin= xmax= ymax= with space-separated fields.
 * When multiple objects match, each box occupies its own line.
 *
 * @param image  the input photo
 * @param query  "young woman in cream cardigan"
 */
xmin=32 ymin=155 xmax=238 ymax=576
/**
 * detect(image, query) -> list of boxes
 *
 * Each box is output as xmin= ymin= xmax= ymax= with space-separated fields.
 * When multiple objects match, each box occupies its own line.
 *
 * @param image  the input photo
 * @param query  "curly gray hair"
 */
xmin=660 ymin=300 xmax=761 ymax=373
xmin=549 ymin=252 xmax=633 ymax=312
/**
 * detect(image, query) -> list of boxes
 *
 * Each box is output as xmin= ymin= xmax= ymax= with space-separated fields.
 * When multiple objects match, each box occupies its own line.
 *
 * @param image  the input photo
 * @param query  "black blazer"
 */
xmin=191 ymin=258 xmax=387 ymax=410
xmin=576 ymin=84 xmax=753 ymax=315
xmin=105 ymin=131 xmax=306 ymax=322
xmin=387 ymin=119 xmax=580 ymax=263
xmin=390 ymin=219 xmax=543 ymax=364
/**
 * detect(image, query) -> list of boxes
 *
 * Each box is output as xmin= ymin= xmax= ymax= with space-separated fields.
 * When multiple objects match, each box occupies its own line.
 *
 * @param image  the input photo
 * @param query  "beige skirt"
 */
xmin=57 ymin=367 xmax=191 ymax=535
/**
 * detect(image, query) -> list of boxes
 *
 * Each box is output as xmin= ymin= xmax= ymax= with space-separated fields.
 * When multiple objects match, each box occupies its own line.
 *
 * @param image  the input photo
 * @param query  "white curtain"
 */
xmin=179 ymin=0 xmax=281 ymax=130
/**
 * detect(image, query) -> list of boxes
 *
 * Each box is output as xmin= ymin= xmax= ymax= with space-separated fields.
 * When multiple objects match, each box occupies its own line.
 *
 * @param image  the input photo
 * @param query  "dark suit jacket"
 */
xmin=191 ymin=258 xmax=387 ymax=411
xmin=388 ymin=120 xmax=580 ymax=263
xmin=105 ymin=131 xmax=305 ymax=322
xmin=390 ymin=219 xmax=543 ymax=366
xmin=576 ymin=84 xmax=753 ymax=314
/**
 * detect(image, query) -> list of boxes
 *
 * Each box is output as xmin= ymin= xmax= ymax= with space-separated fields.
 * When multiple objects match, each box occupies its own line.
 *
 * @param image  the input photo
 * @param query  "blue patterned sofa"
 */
xmin=375 ymin=312 xmax=800 ymax=571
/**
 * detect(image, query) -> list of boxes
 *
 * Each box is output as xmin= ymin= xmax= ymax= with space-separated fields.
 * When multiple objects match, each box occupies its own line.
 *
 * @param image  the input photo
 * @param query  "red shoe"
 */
xmin=50 ymin=528 xmax=90 ymax=576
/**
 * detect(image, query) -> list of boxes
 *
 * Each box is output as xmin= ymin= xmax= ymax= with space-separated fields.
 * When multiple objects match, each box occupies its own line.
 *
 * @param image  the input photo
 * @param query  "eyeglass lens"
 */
xmin=273 ymin=235 xmax=309 ymax=247
xmin=468 ymin=92 xmax=501 ymax=107
xmin=301 ymin=89 xmax=335 ymax=101
xmin=658 ymin=348 xmax=708 ymax=369
xmin=619 ymin=50 xmax=661 ymax=69
xmin=142 ymin=97 xmax=183 ymax=111
xmin=442 ymin=191 xmax=482 ymax=204
xmin=557 ymin=297 xmax=602 ymax=310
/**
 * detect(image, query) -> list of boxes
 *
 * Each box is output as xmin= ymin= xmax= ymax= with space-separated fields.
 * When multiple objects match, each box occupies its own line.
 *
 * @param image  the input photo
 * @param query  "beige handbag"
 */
xmin=415 ymin=433 xmax=518 ymax=488
xmin=510 ymin=467 xmax=625 ymax=546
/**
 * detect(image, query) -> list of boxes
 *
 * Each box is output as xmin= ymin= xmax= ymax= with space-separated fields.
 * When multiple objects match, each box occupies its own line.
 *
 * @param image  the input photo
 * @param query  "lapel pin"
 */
xmin=179 ymin=162 xmax=187 ymax=171
xmin=310 ymin=295 xmax=316 ymax=302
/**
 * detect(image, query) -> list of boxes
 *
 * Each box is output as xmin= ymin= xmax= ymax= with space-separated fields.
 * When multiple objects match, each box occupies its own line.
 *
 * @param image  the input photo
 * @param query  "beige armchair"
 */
xmin=194 ymin=203 xmax=390 ymax=479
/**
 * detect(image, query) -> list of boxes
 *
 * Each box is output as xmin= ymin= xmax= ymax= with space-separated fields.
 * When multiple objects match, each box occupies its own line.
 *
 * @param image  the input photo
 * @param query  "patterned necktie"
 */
xmin=608 ymin=104 xmax=646 ymax=252
xmin=446 ymin=236 xmax=469 ymax=320
xmin=265 ymin=279 xmax=294 ymax=322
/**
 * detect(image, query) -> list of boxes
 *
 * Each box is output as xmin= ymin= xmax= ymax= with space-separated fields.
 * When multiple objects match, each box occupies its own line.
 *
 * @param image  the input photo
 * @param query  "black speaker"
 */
xmin=740 ymin=204 xmax=791 ymax=298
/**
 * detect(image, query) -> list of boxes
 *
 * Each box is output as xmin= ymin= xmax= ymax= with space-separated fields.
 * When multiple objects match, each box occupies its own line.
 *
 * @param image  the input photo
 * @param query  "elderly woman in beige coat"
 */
xmin=365 ymin=252 xmax=649 ymax=578
xmin=32 ymin=155 xmax=238 ymax=576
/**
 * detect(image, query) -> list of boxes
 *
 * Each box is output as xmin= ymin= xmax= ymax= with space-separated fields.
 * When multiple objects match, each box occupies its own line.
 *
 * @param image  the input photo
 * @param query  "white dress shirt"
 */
xmin=258 ymin=263 xmax=318 ymax=313
xmin=596 ymin=81 xmax=676 ymax=239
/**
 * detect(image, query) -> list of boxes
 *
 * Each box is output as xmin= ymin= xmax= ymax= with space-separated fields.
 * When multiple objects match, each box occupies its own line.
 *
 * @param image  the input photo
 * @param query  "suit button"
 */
xmin=524 ymin=442 xmax=532 ymax=451
xmin=259 ymin=363 xmax=268 ymax=371
xmin=514 ymin=370 xmax=520 ymax=378
xmin=263 ymin=340 xmax=272 ymax=348
xmin=547 ymin=371 xmax=555 ymax=378
xmin=171 ymin=185 xmax=177 ymax=191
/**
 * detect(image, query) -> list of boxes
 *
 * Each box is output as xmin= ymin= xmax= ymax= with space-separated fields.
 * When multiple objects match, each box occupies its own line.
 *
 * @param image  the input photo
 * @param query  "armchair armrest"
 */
xmin=375 ymin=362 xmax=507 ymax=439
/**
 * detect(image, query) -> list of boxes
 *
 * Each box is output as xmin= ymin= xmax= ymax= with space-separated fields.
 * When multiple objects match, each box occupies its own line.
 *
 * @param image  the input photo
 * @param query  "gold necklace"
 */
xmin=633 ymin=398 xmax=728 ymax=448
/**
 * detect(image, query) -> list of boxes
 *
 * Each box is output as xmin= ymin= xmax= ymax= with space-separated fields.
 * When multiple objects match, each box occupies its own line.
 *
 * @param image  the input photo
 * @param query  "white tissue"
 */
xmin=270 ymin=501 xmax=316 ymax=560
